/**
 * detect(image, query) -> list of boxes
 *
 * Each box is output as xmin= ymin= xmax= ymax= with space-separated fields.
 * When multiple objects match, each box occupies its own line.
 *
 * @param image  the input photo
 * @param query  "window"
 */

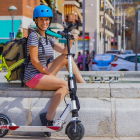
xmin=125 ymin=56 xmax=140 ymax=63
xmin=128 ymin=56 xmax=135 ymax=62
xmin=124 ymin=56 xmax=129 ymax=61
xmin=65 ymin=5 xmax=72 ymax=15
xmin=137 ymin=56 xmax=140 ymax=63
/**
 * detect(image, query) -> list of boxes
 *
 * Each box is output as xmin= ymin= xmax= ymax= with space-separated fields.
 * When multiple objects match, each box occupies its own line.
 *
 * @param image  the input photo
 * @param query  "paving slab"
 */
xmin=3 ymin=136 xmax=140 ymax=140
xmin=100 ymin=138 xmax=120 ymax=140
xmin=110 ymin=83 xmax=140 ymax=98
xmin=0 ymin=97 xmax=112 ymax=137
xmin=115 ymin=99 xmax=140 ymax=137
xmin=120 ymin=137 xmax=140 ymax=140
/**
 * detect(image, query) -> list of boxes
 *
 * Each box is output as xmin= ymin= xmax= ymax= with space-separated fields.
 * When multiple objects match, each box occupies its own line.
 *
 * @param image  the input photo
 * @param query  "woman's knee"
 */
xmin=61 ymin=81 xmax=69 ymax=91
xmin=61 ymin=54 xmax=68 ymax=64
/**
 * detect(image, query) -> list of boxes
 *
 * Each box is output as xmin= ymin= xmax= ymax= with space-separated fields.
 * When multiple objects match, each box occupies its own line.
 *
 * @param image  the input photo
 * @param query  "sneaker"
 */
xmin=40 ymin=113 xmax=53 ymax=137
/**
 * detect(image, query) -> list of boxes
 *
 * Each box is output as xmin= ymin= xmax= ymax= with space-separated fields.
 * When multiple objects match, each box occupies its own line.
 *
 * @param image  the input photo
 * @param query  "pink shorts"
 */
xmin=25 ymin=66 xmax=47 ymax=89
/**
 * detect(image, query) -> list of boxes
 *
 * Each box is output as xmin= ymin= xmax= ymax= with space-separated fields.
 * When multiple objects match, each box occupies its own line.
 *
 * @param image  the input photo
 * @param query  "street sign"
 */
xmin=10 ymin=32 xmax=15 ymax=40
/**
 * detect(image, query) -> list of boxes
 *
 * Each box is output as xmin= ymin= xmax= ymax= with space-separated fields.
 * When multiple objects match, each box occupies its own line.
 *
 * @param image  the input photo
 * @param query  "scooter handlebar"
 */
xmin=57 ymin=31 xmax=66 ymax=37
xmin=57 ymin=31 xmax=74 ymax=40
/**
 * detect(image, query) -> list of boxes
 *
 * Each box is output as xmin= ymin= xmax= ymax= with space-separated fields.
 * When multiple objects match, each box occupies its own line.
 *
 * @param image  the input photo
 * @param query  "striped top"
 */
xmin=23 ymin=30 xmax=56 ymax=83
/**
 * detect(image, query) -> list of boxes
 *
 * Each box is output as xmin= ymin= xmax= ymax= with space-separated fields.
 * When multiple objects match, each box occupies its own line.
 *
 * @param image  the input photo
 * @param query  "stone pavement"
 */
xmin=2 ymin=71 xmax=140 ymax=137
xmin=2 ymin=136 xmax=140 ymax=140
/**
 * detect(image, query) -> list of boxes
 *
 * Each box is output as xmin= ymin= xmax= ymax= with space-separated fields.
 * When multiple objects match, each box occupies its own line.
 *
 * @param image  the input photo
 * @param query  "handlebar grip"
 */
xmin=57 ymin=31 xmax=66 ymax=37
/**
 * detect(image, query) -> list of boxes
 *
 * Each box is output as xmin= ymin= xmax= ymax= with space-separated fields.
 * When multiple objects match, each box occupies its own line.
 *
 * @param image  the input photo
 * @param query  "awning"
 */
xmin=74 ymin=6 xmax=83 ymax=23
xmin=0 ymin=20 xmax=22 ymax=44
xmin=56 ymin=0 xmax=64 ymax=14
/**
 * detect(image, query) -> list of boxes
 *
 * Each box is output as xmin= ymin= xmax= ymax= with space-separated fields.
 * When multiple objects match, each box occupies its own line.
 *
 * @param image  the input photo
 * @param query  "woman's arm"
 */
xmin=53 ymin=34 xmax=78 ymax=54
xmin=29 ymin=45 xmax=52 ymax=75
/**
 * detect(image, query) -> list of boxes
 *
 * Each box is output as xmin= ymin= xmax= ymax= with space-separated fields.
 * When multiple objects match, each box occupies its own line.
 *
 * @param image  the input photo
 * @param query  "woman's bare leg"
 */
xmin=65 ymin=62 xmax=85 ymax=83
xmin=47 ymin=54 xmax=85 ymax=83
xmin=35 ymin=75 xmax=68 ymax=120
xmin=35 ymin=54 xmax=85 ymax=121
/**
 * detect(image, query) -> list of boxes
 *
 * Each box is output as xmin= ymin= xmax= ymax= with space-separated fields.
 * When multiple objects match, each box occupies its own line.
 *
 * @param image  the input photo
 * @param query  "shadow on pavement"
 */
xmin=3 ymin=136 xmax=68 ymax=140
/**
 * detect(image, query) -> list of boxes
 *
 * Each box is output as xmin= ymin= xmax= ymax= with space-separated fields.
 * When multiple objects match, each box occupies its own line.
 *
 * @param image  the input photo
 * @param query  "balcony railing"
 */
xmin=100 ymin=8 xmax=114 ymax=20
xmin=51 ymin=11 xmax=62 ymax=24
xmin=112 ymin=0 xmax=133 ymax=4
xmin=65 ymin=14 xmax=79 ymax=23
xmin=102 ymin=24 xmax=114 ymax=33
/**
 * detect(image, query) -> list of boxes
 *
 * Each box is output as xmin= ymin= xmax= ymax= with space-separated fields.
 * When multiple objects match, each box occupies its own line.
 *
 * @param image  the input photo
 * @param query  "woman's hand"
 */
xmin=72 ymin=34 xmax=79 ymax=41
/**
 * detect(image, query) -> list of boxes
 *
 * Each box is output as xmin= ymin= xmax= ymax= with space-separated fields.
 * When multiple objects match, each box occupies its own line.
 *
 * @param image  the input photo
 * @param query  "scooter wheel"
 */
xmin=0 ymin=118 xmax=9 ymax=137
xmin=66 ymin=122 xmax=85 ymax=140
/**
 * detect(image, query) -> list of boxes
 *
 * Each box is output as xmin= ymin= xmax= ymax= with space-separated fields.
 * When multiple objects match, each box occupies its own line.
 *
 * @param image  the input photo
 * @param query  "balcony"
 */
xmin=100 ymin=9 xmax=114 ymax=24
xmin=112 ymin=0 xmax=133 ymax=4
xmin=100 ymin=23 xmax=114 ymax=37
xmin=106 ymin=0 xmax=114 ymax=10
xmin=102 ymin=24 xmax=114 ymax=33
xmin=64 ymin=0 xmax=80 ymax=7
xmin=65 ymin=14 xmax=79 ymax=23
xmin=51 ymin=11 xmax=62 ymax=25
xmin=49 ymin=11 xmax=63 ymax=30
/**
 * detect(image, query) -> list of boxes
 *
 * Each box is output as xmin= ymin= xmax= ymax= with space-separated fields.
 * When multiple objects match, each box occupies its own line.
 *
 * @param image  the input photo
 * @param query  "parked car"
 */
xmin=111 ymin=54 xmax=140 ymax=71
xmin=91 ymin=54 xmax=115 ymax=71
xmin=122 ymin=50 xmax=133 ymax=54
xmin=106 ymin=50 xmax=121 ymax=55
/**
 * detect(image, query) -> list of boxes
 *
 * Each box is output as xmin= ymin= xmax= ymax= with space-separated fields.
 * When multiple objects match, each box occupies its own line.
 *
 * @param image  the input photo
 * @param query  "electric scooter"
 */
xmin=0 ymin=22 xmax=85 ymax=140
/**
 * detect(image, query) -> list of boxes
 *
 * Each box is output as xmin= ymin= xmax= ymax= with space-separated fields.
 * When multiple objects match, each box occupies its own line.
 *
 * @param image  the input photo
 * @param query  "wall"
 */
xmin=0 ymin=0 xmax=40 ymax=18
xmin=0 ymin=0 xmax=23 ymax=16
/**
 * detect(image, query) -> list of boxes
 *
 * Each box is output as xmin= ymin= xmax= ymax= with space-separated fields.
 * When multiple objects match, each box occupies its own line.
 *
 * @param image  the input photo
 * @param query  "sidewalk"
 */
xmin=2 ymin=136 xmax=140 ymax=140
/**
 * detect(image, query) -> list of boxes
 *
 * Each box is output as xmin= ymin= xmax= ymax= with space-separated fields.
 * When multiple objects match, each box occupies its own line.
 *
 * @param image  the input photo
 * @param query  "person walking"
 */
xmin=77 ymin=52 xmax=83 ymax=70
xmin=85 ymin=50 xmax=90 ymax=71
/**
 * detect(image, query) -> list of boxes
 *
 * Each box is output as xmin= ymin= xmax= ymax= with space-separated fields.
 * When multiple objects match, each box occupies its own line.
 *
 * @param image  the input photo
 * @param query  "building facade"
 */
xmin=0 ymin=0 xmax=82 ymax=60
xmin=0 ymin=0 xmax=40 ymax=38
xmin=78 ymin=0 xmax=114 ymax=57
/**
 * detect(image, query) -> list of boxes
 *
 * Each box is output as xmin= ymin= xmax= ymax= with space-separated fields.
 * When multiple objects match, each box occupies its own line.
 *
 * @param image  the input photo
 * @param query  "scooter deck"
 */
xmin=0 ymin=125 xmax=60 ymax=132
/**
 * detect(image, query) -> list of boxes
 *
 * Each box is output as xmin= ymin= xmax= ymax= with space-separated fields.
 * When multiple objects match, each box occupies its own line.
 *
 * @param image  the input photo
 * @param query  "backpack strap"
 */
xmin=47 ymin=35 xmax=54 ymax=47
xmin=32 ymin=30 xmax=42 ymax=47
xmin=33 ymin=30 xmax=46 ymax=56
xmin=21 ymin=30 xmax=42 ymax=87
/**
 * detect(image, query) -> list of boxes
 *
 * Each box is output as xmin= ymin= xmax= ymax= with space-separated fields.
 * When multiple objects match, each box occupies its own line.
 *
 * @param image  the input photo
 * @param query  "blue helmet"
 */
xmin=33 ymin=5 xmax=53 ymax=21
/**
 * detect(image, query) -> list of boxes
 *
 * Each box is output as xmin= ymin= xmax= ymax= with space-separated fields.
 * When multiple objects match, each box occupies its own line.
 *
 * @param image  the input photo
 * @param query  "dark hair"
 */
xmin=78 ymin=52 xmax=81 ymax=55
xmin=86 ymin=50 xmax=89 ymax=54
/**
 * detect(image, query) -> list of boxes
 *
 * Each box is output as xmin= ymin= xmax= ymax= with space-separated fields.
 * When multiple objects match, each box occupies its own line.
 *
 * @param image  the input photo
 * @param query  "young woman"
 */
xmin=23 ymin=5 xmax=85 ymax=132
